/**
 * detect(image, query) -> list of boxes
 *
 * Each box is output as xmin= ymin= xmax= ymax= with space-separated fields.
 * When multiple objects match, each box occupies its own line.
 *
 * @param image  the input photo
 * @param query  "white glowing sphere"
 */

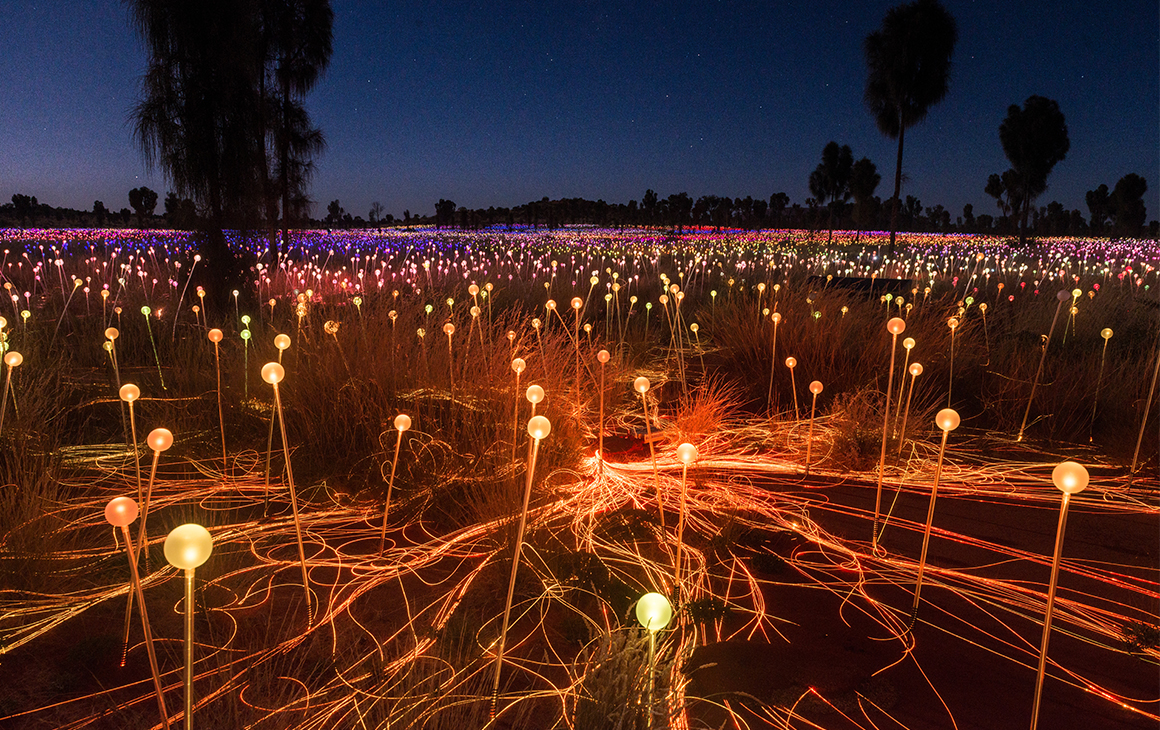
xmin=526 ymin=385 xmax=545 ymax=404
xmin=546 ymin=299 xmax=557 ymax=310
xmin=164 ymin=523 xmax=213 ymax=570
xmin=147 ymin=427 xmax=174 ymax=452
xmin=4 ymin=351 xmax=22 ymax=368
xmin=1051 ymin=461 xmax=1089 ymax=495
xmin=809 ymin=380 xmax=823 ymax=395
xmin=394 ymin=413 xmax=411 ymax=432
xmin=887 ymin=317 xmax=906 ymax=335
xmin=935 ymin=408 xmax=960 ymax=432
xmin=274 ymin=334 xmax=291 ymax=350
xmin=903 ymin=337 xmax=915 ymax=350
xmin=635 ymin=592 xmax=673 ymax=632
xmin=597 ymin=349 xmax=610 ymax=364
xmin=512 ymin=357 xmax=526 ymax=374
xmin=261 ymin=362 xmax=285 ymax=384
xmin=633 ymin=376 xmax=650 ymax=393
xmin=527 ymin=415 xmax=551 ymax=440
xmin=676 ymin=442 xmax=698 ymax=464
xmin=909 ymin=362 xmax=923 ymax=377
xmin=119 ymin=383 xmax=140 ymax=402
xmin=104 ymin=496 xmax=138 ymax=527
xmin=785 ymin=356 xmax=797 ymax=369
xmin=772 ymin=312 xmax=782 ymax=324
xmin=571 ymin=296 xmax=583 ymax=310
xmin=207 ymin=328 xmax=223 ymax=343
xmin=104 ymin=327 xmax=119 ymax=341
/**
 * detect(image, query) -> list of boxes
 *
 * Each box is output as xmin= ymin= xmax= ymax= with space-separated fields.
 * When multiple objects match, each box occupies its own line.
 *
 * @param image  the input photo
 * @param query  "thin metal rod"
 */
xmin=1018 ymin=298 xmax=1065 ymax=441
xmin=805 ymin=393 xmax=818 ymax=475
xmin=213 ymin=342 xmax=226 ymax=473
xmin=273 ymin=383 xmax=312 ymax=622
xmin=136 ymin=451 xmax=161 ymax=564
xmin=640 ymin=392 xmax=664 ymax=531
xmin=121 ymin=525 xmax=171 ymax=730
xmin=128 ymin=403 xmax=141 ymax=507
xmin=1128 ymin=339 xmax=1160 ymax=483
xmin=873 ymin=332 xmax=899 ymax=548
xmin=1029 ymin=492 xmax=1072 ymax=730
xmin=183 ymin=568 xmax=194 ymax=730
xmin=897 ymin=372 xmax=918 ymax=454
xmin=0 ymin=366 xmax=11 ymax=436
xmin=378 ymin=429 xmax=404 ymax=554
xmin=597 ymin=360 xmax=605 ymax=463
xmin=646 ymin=630 xmax=657 ymax=730
xmin=909 ymin=428 xmax=949 ymax=627
xmin=491 ymin=436 xmax=541 ymax=719
xmin=675 ymin=463 xmax=689 ymax=587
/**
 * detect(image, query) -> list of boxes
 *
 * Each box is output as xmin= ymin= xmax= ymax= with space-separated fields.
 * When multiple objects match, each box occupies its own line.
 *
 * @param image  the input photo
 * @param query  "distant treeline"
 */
xmin=3 ymin=179 xmax=1155 ymax=238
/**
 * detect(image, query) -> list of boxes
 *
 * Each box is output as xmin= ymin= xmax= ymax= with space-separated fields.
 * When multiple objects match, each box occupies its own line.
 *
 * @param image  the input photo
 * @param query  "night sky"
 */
xmin=1 ymin=0 xmax=1156 ymax=224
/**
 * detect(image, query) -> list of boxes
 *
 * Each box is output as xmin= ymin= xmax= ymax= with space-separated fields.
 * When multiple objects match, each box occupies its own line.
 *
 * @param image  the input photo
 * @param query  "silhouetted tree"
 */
xmin=998 ymin=95 xmax=1069 ymax=245
xmin=808 ymin=142 xmax=854 ymax=242
xmin=11 ymin=194 xmax=35 ymax=227
xmin=849 ymin=157 xmax=881 ymax=238
xmin=93 ymin=201 xmax=108 ymax=227
xmin=769 ymin=192 xmax=789 ymax=228
xmin=128 ymin=186 xmax=158 ymax=228
xmin=864 ymin=0 xmax=957 ymax=248
xmin=369 ymin=201 xmax=384 ymax=224
xmin=325 ymin=199 xmax=344 ymax=224
xmin=1109 ymin=174 xmax=1148 ymax=236
xmin=1085 ymin=184 xmax=1111 ymax=233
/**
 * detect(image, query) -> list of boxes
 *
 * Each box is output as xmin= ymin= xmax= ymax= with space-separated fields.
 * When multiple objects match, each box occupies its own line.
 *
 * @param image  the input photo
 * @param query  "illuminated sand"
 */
xmin=0 ymin=227 xmax=1155 ymax=729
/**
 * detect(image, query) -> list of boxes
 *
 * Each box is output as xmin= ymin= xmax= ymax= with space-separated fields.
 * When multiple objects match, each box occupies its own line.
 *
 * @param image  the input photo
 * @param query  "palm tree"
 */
xmin=264 ymin=0 xmax=333 ymax=249
xmin=998 ymin=95 xmax=1069 ymax=245
xmin=808 ymin=142 xmax=854 ymax=243
xmin=864 ymin=0 xmax=957 ymax=248
xmin=849 ymin=157 xmax=881 ymax=241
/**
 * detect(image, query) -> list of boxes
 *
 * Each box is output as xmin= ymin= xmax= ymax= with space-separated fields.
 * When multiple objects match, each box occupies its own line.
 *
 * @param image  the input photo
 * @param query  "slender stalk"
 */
xmin=183 ymin=568 xmax=194 ymax=730
xmin=273 ymin=383 xmax=312 ymax=622
xmin=120 ymin=525 xmax=171 ymax=730
xmin=909 ymin=428 xmax=949 ymax=627
xmin=491 ymin=435 xmax=541 ymax=718
xmin=1029 ymin=493 xmax=1073 ymax=730
xmin=873 ymin=332 xmax=899 ymax=549
xmin=378 ymin=428 xmax=404 ymax=554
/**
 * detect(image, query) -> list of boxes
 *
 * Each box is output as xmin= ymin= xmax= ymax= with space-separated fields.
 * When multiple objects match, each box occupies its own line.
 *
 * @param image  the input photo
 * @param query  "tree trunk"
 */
xmin=889 ymin=119 xmax=905 ymax=250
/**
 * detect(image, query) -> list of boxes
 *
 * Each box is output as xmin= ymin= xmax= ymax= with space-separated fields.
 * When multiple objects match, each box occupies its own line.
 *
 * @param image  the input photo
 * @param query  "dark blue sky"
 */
xmin=1 ymin=0 xmax=1156 ymax=223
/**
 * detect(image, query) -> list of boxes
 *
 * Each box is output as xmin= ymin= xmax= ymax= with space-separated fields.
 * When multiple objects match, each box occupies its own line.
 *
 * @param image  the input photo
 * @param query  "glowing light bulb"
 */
xmin=261 ymin=362 xmax=285 ymax=384
xmin=1051 ymin=461 xmax=1089 ymax=494
xmin=394 ymin=413 xmax=411 ymax=432
xmin=887 ymin=317 xmax=905 ymax=335
xmin=935 ymin=408 xmax=960 ymax=432
xmin=443 ymin=323 xmax=455 ymax=336
xmin=207 ymin=329 xmax=223 ymax=343
xmin=119 ymin=384 xmax=140 ymax=402
xmin=634 ymin=376 xmax=650 ymax=393
xmin=909 ymin=362 xmax=923 ymax=376
xmin=164 ymin=523 xmax=213 ymax=570
xmin=635 ymin=592 xmax=673 ymax=632
xmin=809 ymin=380 xmax=823 ymax=395
xmin=274 ymin=334 xmax=291 ymax=350
xmin=104 ymin=327 xmax=119 ymax=341
xmin=104 ymin=496 xmax=138 ymax=527
xmin=526 ymin=385 xmax=545 ymax=404
xmin=1100 ymin=328 xmax=1113 ymax=340
xmin=903 ymin=337 xmax=915 ymax=350
xmin=571 ymin=297 xmax=582 ymax=310
xmin=512 ymin=357 xmax=526 ymax=374
xmin=4 ymin=351 xmax=22 ymax=368
xmin=147 ymin=427 xmax=173 ymax=452
xmin=785 ymin=357 xmax=796 ymax=369
xmin=527 ymin=415 xmax=551 ymax=440
xmin=676 ymin=442 xmax=698 ymax=464
xmin=597 ymin=350 xmax=610 ymax=363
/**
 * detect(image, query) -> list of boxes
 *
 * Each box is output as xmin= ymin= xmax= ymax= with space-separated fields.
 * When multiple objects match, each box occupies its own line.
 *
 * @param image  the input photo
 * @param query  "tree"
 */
xmin=998 ymin=95 xmax=1069 ymax=244
xmin=849 ymin=157 xmax=881 ymax=238
xmin=435 ymin=199 xmax=457 ymax=229
xmin=864 ymin=0 xmax=957 ymax=248
xmin=1085 ymin=184 xmax=1111 ymax=233
xmin=11 ymin=194 xmax=35 ymax=227
xmin=1109 ymin=173 xmax=1148 ymax=236
xmin=325 ymin=199 xmax=344 ymax=224
xmin=93 ymin=201 xmax=108 ymax=227
xmin=808 ymin=142 xmax=854 ymax=243
xmin=264 ymin=0 xmax=333 ymax=249
xmin=369 ymin=202 xmax=384 ymax=224
xmin=128 ymin=186 xmax=158 ymax=228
